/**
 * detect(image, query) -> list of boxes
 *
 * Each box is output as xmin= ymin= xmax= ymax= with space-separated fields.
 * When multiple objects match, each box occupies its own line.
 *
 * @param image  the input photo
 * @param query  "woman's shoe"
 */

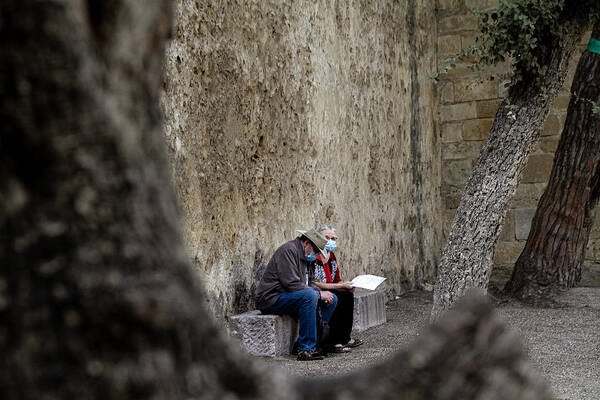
xmin=344 ymin=338 xmax=364 ymax=348
xmin=330 ymin=344 xmax=352 ymax=353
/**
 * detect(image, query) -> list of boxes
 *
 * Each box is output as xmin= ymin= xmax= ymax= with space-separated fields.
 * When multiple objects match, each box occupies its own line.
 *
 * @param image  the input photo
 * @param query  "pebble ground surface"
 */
xmin=259 ymin=288 xmax=600 ymax=400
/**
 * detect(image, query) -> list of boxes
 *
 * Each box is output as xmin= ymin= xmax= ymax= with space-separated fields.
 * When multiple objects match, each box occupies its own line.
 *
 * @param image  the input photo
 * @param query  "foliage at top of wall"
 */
xmin=434 ymin=0 xmax=599 ymax=91
xmin=474 ymin=0 xmax=598 ymax=90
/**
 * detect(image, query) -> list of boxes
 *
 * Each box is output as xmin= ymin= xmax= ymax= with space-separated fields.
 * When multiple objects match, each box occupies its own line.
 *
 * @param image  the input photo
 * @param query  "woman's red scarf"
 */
xmin=315 ymin=252 xmax=341 ymax=283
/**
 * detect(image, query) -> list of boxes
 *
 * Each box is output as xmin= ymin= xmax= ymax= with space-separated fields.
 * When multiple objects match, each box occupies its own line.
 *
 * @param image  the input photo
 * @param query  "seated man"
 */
xmin=255 ymin=228 xmax=337 ymax=361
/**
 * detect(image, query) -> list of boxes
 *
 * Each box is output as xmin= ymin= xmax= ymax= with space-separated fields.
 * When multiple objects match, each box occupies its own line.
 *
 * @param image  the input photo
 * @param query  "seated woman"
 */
xmin=313 ymin=225 xmax=364 ymax=353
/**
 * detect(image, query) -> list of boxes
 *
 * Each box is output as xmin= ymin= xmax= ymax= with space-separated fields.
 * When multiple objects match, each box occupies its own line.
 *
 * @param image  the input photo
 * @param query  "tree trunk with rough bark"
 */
xmin=0 ymin=1 xmax=551 ymax=399
xmin=431 ymin=27 xmax=585 ymax=321
xmin=504 ymin=22 xmax=600 ymax=301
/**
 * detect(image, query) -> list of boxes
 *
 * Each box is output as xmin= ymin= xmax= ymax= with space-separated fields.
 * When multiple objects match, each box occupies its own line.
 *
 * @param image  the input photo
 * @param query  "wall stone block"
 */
xmin=499 ymin=209 xmax=515 ymax=242
xmin=441 ymin=122 xmax=462 ymax=143
xmin=440 ymin=102 xmax=477 ymax=122
xmin=476 ymin=99 xmax=502 ymax=118
xmin=589 ymin=213 xmax=600 ymax=239
xmin=443 ymin=141 xmax=484 ymax=160
xmin=439 ymin=14 xmax=479 ymax=33
xmin=440 ymin=82 xmax=455 ymax=104
xmin=462 ymin=118 xmax=492 ymax=141
xmin=438 ymin=0 xmax=463 ymax=11
xmin=522 ymin=154 xmax=554 ymax=183
xmin=442 ymin=185 xmax=464 ymax=209
xmin=465 ymin=0 xmax=499 ymax=10
xmin=442 ymin=62 xmax=481 ymax=79
xmin=581 ymin=261 xmax=600 ymax=287
xmin=439 ymin=35 xmax=462 ymax=58
xmin=539 ymin=136 xmax=560 ymax=153
xmin=515 ymin=208 xmax=537 ymax=241
xmin=510 ymin=183 xmax=546 ymax=208
xmin=442 ymin=159 xmax=473 ymax=186
xmin=454 ymin=79 xmax=498 ymax=102
xmin=493 ymin=241 xmax=525 ymax=265
xmin=554 ymin=92 xmax=572 ymax=110
xmin=541 ymin=113 xmax=563 ymax=137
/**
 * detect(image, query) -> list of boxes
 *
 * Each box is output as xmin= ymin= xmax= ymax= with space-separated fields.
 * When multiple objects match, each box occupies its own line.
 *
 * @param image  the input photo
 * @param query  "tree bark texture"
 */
xmin=504 ymin=22 xmax=600 ymax=300
xmin=431 ymin=27 xmax=585 ymax=321
xmin=0 ymin=1 xmax=551 ymax=399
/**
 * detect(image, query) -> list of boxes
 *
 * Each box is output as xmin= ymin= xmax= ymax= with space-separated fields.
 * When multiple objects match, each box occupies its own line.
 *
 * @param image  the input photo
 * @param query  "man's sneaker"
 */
xmin=297 ymin=350 xmax=324 ymax=361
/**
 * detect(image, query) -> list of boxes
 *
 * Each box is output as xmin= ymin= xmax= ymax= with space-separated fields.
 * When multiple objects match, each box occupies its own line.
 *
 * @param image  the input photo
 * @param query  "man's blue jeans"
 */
xmin=261 ymin=289 xmax=337 ymax=352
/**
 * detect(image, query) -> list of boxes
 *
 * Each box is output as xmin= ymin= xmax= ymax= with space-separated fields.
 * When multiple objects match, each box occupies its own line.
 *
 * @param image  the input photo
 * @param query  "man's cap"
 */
xmin=296 ymin=229 xmax=328 ymax=258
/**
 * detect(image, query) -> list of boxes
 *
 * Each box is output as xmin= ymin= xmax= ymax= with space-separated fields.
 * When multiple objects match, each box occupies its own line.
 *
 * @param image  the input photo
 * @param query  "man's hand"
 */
xmin=320 ymin=290 xmax=334 ymax=304
xmin=340 ymin=282 xmax=354 ymax=291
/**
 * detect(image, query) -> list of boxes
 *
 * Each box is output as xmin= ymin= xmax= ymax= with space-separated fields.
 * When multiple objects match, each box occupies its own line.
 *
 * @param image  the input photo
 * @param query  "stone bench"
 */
xmin=229 ymin=288 xmax=386 ymax=357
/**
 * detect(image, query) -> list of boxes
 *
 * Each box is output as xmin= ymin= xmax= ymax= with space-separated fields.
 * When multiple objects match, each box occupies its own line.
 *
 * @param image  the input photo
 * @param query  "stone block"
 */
xmin=443 ymin=61 xmax=480 ymax=79
xmin=510 ymin=183 xmax=546 ymax=208
xmin=461 ymin=34 xmax=476 ymax=50
xmin=589 ymin=213 xmax=600 ymax=239
xmin=443 ymin=141 xmax=484 ymax=160
xmin=554 ymin=92 xmax=571 ymax=110
xmin=515 ymin=208 xmax=537 ymax=240
xmin=476 ymin=99 xmax=502 ymax=118
xmin=229 ymin=310 xmax=298 ymax=357
xmin=439 ymin=14 xmax=479 ymax=33
xmin=352 ymin=288 xmax=387 ymax=332
xmin=438 ymin=0 xmax=462 ymax=11
xmin=465 ymin=0 xmax=499 ymax=10
xmin=494 ymin=241 xmax=525 ymax=264
xmin=442 ymin=185 xmax=464 ymax=209
xmin=440 ymin=82 xmax=455 ymax=105
xmin=439 ymin=35 xmax=462 ymax=58
xmin=539 ymin=136 xmax=559 ymax=153
xmin=581 ymin=261 xmax=600 ymax=287
xmin=463 ymin=118 xmax=492 ymax=141
xmin=522 ymin=154 xmax=554 ymax=183
xmin=542 ymin=114 xmax=562 ymax=137
xmin=441 ymin=122 xmax=462 ymax=143
xmin=499 ymin=209 xmax=515 ymax=242
xmin=442 ymin=159 xmax=473 ymax=186
xmin=454 ymin=79 xmax=498 ymax=102
xmin=440 ymin=102 xmax=477 ymax=122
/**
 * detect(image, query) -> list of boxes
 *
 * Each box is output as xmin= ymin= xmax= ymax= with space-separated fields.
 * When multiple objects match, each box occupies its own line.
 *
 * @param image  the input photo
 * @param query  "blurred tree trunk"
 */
xmin=0 ymin=1 xmax=551 ymax=399
xmin=431 ymin=27 xmax=585 ymax=321
xmin=504 ymin=22 xmax=600 ymax=301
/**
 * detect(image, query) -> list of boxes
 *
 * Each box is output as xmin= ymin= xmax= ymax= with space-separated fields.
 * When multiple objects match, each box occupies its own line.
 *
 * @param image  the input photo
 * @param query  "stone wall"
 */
xmin=437 ymin=0 xmax=600 ymax=287
xmin=161 ymin=0 xmax=441 ymax=320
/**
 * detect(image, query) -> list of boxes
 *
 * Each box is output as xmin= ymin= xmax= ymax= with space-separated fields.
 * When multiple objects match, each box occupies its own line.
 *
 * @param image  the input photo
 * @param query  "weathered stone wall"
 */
xmin=161 ymin=0 xmax=441 ymax=320
xmin=437 ymin=0 xmax=600 ymax=287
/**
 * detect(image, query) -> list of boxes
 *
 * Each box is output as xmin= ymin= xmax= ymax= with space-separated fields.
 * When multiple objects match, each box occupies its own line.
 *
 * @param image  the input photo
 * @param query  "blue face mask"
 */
xmin=305 ymin=252 xmax=318 ymax=262
xmin=325 ymin=240 xmax=336 ymax=252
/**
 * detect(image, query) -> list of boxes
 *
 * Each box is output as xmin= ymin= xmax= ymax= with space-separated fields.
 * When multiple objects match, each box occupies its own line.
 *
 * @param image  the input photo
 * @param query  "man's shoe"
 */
xmin=297 ymin=350 xmax=324 ymax=361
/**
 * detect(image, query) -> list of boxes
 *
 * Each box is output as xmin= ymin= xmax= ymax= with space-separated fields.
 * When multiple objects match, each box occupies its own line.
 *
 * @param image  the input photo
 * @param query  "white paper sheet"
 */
xmin=351 ymin=274 xmax=386 ymax=290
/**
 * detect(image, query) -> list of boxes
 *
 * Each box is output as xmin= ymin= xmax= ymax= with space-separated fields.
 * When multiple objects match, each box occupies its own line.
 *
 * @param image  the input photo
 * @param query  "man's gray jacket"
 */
xmin=255 ymin=237 xmax=320 ymax=310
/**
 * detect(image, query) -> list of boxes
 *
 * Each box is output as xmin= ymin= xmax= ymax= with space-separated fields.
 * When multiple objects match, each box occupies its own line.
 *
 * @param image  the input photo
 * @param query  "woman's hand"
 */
xmin=339 ymin=282 xmax=355 ymax=292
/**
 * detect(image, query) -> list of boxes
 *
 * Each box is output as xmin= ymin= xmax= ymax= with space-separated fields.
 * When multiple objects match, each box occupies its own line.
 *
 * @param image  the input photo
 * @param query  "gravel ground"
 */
xmin=260 ymin=288 xmax=600 ymax=400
